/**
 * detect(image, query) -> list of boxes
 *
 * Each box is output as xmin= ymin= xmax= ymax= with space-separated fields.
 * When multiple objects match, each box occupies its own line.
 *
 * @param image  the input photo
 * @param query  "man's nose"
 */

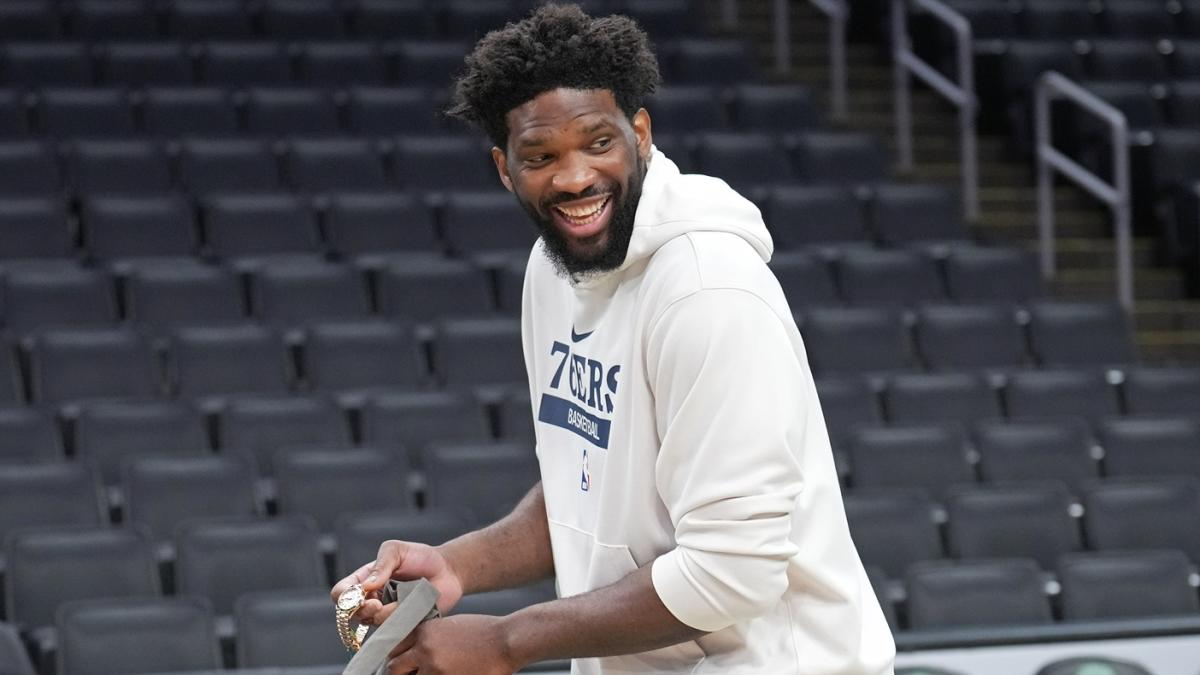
xmin=551 ymin=151 xmax=597 ymax=195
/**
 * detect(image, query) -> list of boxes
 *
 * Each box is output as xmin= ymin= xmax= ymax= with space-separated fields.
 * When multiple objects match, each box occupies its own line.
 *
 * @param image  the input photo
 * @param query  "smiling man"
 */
xmin=330 ymin=4 xmax=895 ymax=673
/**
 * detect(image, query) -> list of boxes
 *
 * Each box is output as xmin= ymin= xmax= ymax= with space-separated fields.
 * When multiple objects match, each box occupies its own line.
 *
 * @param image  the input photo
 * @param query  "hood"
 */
xmin=619 ymin=146 xmax=773 ymax=271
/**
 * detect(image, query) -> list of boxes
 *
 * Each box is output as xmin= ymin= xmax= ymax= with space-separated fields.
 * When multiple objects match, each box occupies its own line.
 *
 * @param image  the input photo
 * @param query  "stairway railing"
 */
xmin=807 ymin=0 xmax=849 ymax=121
xmin=1035 ymin=71 xmax=1134 ymax=311
xmin=891 ymin=0 xmax=979 ymax=222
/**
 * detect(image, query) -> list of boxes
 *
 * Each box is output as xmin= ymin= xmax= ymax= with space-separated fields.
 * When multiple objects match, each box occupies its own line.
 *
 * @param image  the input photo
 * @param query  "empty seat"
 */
xmin=75 ymin=400 xmax=209 ymax=488
xmin=0 ymin=407 xmax=61 ymax=464
xmin=0 ymin=90 xmax=30 ymax=137
xmin=393 ymin=135 xmax=495 ymax=191
xmin=179 ymin=138 xmax=283 ymax=194
xmin=297 ymin=41 xmax=387 ymax=85
xmin=218 ymin=395 xmax=352 ymax=474
xmin=5 ymin=528 xmax=160 ymax=633
xmin=0 ymin=463 xmax=107 ymax=545
xmin=791 ymin=132 xmax=889 ymax=185
xmin=124 ymin=262 xmax=245 ymax=331
xmin=376 ymin=256 xmax=493 ymax=321
xmin=164 ymin=0 xmax=254 ymax=39
xmin=80 ymin=194 xmax=198 ymax=262
xmin=1166 ymin=80 xmax=1200 ymax=128
xmin=142 ymin=87 xmax=240 ymax=137
xmin=973 ymin=418 xmax=1098 ymax=491
xmin=0 ymin=196 xmax=73 ymax=260
xmin=646 ymin=86 xmax=724 ymax=132
xmin=836 ymin=248 xmax=946 ymax=307
xmin=324 ymin=192 xmax=438 ymax=262
xmin=0 ymin=621 xmax=35 ymax=675
xmin=451 ymin=583 xmax=557 ymax=616
xmin=334 ymin=508 xmax=470 ymax=578
xmin=943 ymin=246 xmax=1044 ymax=303
xmin=800 ymin=307 xmax=914 ymax=377
xmin=764 ymin=185 xmax=870 ymax=250
xmin=344 ymin=86 xmax=441 ymax=135
xmin=1097 ymin=416 xmax=1200 ymax=479
xmin=870 ymin=183 xmax=968 ymax=245
xmin=845 ymin=424 xmax=974 ymax=497
xmin=2 ymin=43 xmax=92 ymax=87
xmin=0 ymin=141 xmax=61 ymax=195
xmin=913 ymin=304 xmax=1028 ymax=370
xmin=201 ymin=42 xmax=293 ymax=86
xmin=668 ymin=39 xmax=757 ymax=84
xmin=730 ymin=84 xmax=818 ymax=132
xmin=1022 ymin=1 xmax=1100 ymax=39
xmin=174 ymin=517 xmax=326 ymax=616
xmin=884 ymin=372 xmax=1000 ymax=426
xmin=244 ymin=87 xmax=341 ymax=136
xmin=0 ymin=1 xmax=59 ymax=41
xmin=260 ymin=0 xmax=345 ymax=38
xmin=1002 ymin=40 xmax=1086 ymax=104
xmin=1004 ymin=368 xmax=1121 ymax=421
xmin=441 ymin=190 xmax=538 ymax=257
xmin=168 ymin=324 xmax=293 ymax=399
xmin=301 ymin=321 xmax=424 ymax=396
xmin=393 ymin=41 xmax=469 ymax=86
xmin=693 ymin=132 xmax=795 ymax=193
xmin=66 ymin=0 xmax=158 ymax=39
xmin=1086 ymin=40 xmax=1170 ymax=82
xmin=359 ymin=391 xmax=491 ymax=469
xmin=123 ymin=455 xmax=259 ymax=544
xmin=1083 ymin=477 xmax=1200 ymax=561
xmin=1123 ymin=366 xmax=1200 ymax=415
xmin=27 ymin=328 xmax=159 ymax=406
xmin=55 ymin=597 xmax=221 ymax=675
xmin=202 ymin=193 xmax=322 ymax=260
xmin=497 ymin=387 xmax=533 ymax=439
xmin=100 ymin=42 xmax=193 ymax=86
xmin=4 ymin=267 xmax=116 ymax=334
xmin=843 ymin=489 xmax=943 ymax=578
xmin=431 ymin=318 xmax=524 ymax=387
xmin=1058 ymin=549 xmax=1199 ymax=620
xmin=424 ymin=442 xmax=539 ymax=524
xmin=905 ymin=558 xmax=1052 ymax=629
xmin=250 ymin=261 xmax=371 ymax=326
xmin=347 ymin=0 xmax=431 ymax=39
xmin=274 ymin=447 xmax=412 ymax=531
xmin=815 ymin=376 xmax=882 ymax=442
xmin=1103 ymin=2 xmax=1178 ymax=38
xmin=67 ymin=139 xmax=173 ymax=195
xmin=39 ymin=88 xmax=136 ymax=138
xmin=442 ymin=0 xmax=522 ymax=39
xmin=768 ymin=252 xmax=840 ymax=309
xmin=285 ymin=138 xmax=389 ymax=192
xmin=234 ymin=591 xmax=351 ymax=669
xmin=945 ymin=483 xmax=1081 ymax=568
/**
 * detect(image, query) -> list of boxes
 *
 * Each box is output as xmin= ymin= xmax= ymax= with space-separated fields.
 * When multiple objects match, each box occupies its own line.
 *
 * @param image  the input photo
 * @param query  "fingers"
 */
xmin=386 ymin=632 xmax=419 ymax=674
xmin=364 ymin=540 xmax=409 ymax=592
xmin=354 ymin=598 xmax=399 ymax=626
xmin=330 ymin=561 xmax=376 ymax=603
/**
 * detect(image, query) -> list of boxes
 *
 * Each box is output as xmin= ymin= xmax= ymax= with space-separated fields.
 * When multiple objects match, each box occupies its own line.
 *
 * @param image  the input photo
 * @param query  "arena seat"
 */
xmin=442 ymin=0 xmax=524 ymax=40
xmin=0 ymin=621 xmax=36 ymax=675
xmin=234 ymin=590 xmax=351 ymax=669
xmin=845 ymin=424 xmax=975 ymax=498
xmin=870 ymin=183 xmax=970 ymax=247
xmin=944 ymin=482 xmax=1081 ymax=569
xmin=124 ymin=262 xmax=247 ymax=331
xmin=199 ymin=42 xmax=293 ymax=86
xmin=274 ymin=447 xmax=413 ymax=532
xmin=904 ymin=558 xmax=1053 ymax=629
xmin=179 ymin=138 xmax=284 ymax=194
xmin=1085 ymin=40 xmax=1170 ymax=82
xmin=667 ymin=39 xmax=758 ymax=85
xmin=768 ymin=251 xmax=841 ymax=309
xmin=376 ymin=256 xmax=494 ymax=322
xmin=393 ymin=134 xmax=496 ymax=192
xmin=441 ymin=190 xmax=537 ymax=258
xmin=99 ymin=42 xmax=194 ymax=86
xmin=942 ymin=245 xmax=1044 ymax=303
xmin=66 ymin=0 xmax=159 ymax=40
xmin=123 ymin=454 xmax=261 ymax=546
xmin=249 ymin=260 xmax=372 ymax=327
xmin=163 ymin=0 xmax=254 ymax=40
xmin=323 ymin=191 xmax=439 ymax=265
xmin=345 ymin=0 xmax=432 ymax=39
xmin=972 ymin=417 xmax=1098 ymax=492
xmin=451 ymin=583 xmax=557 ymax=616
xmin=730 ymin=83 xmax=819 ymax=132
xmin=764 ymin=184 xmax=871 ymax=250
xmin=359 ymin=390 xmax=491 ymax=469
xmin=497 ymin=387 xmax=533 ymax=439
xmin=244 ymin=87 xmax=341 ymax=136
xmin=1165 ymin=80 xmax=1200 ymax=128
xmin=791 ymin=131 xmax=889 ymax=185
xmin=1021 ymin=1 xmax=1099 ymax=40
xmin=0 ymin=196 xmax=73 ymax=260
xmin=296 ymin=42 xmax=387 ymax=85
xmin=0 ymin=90 xmax=30 ymax=137
xmin=1096 ymin=416 xmax=1200 ymax=480
xmin=1026 ymin=301 xmax=1137 ymax=367
xmin=201 ymin=192 xmax=323 ymax=262
xmin=423 ymin=441 xmax=540 ymax=525
xmin=836 ymin=248 xmax=947 ymax=307
xmin=167 ymin=324 xmax=295 ymax=400
xmin=4 ymin=263 xmax=115 ymax=336
xmin=1100 ymin=2 xmax=1180 ymax=39
xmin=217 ymin=394 xmax=352 ymax=475
xmin=344 ymin=86 xmax=441 ymax=135
xmin=1003 ymin=368 xmax=1122 ymax=421
xmin=283 ymin=137 xmax=390 ymax=193
xmin=1058 ymin=549 xmax=1199 ymax=621
xmin=27 ymin=327 xmax=160 ymax=406
xmin=333 ymin=508 xmax=471 ymax=578
xmin=0 ymin=0 xmax=59 ymax=41
xmin=843 ymin=488 xmax=944 ymax=578
xmin=2 ymin=42 xmax=93 ymax=87
xmin=1121 ymin=366 xmax=1200 ymax=414
xmin=646 ymin=86 xmax=725 ymax=133
xmin=393 ymin=41 xmax=470 ymax=86
xmin=301 ymin=320 xmax=424 ymax=399
xmin=799 ymin=307 xmax=915 ymax=377
xmin=0 ymin=140 xmax=62 ymax=194
xmin=0 ymin=463 xmax=108 ymax=547
xmin=693 ymin=131 xmax=796 ymax=194
xmin=912 ymin=304 xmax=1029 ymax=370
xmin=0 ymin=407 xmax=61 ymax=463
xmin=814 ymin=376 xmax=883 ymax=443
xmin=1083 ymin=477 xmax=1200 ymax=562
xmin=74 ymin=399 xmax=209 ymax=488
xmin=883 ymin=372 xmax=1000 ymax=426
xmin=261 ymin=0 xmax=346 ymax=39
xmin=430 ymin=317 xmax=524 ymax=387
xmin=39 ymin=88 xmax=137 ymax=137
xmin=67 ymin=139 xmax=174 ymax=194
xmin=80 ymin=194 xmax=199 ymax=263
xmin=55 ymin=597 xmax=221 ymax=675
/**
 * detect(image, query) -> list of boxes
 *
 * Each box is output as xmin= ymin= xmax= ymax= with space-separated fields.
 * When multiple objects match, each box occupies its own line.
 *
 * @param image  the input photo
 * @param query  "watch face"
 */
xmin=338 ymin=585 xmax=365 ymax=611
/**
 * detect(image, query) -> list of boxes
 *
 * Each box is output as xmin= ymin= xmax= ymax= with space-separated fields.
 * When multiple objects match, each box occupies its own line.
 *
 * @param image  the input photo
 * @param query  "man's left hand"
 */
xmin=386 ymin=614 xmax=521 ymax=675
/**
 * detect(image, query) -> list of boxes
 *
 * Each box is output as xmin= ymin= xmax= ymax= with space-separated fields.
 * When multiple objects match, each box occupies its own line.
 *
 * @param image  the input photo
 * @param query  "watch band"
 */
xmin=342 ymin=579 xmax=440 ymax=675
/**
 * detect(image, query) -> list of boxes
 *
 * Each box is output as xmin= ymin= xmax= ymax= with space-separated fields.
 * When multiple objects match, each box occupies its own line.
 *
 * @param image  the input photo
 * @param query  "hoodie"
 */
xmin=520 ymin=147 xmax=896 ymax=674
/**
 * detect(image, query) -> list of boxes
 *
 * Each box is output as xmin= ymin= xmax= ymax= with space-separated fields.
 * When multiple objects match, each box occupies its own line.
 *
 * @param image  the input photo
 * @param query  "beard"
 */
xmin=517 ymin=155 xmax=646 ymax=278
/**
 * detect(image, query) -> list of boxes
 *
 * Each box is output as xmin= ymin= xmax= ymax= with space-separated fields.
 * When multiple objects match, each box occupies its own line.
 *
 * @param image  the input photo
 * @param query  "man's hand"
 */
xmin=386 ymin=614 xmax=520 ymax=675
xmin=330 ymin=540 xmax=465 ymax=624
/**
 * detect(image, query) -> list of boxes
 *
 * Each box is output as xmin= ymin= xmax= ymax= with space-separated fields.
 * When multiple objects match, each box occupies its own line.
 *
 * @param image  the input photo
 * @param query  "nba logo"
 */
xmin=580 ymin=448 xmax=591 ymax=492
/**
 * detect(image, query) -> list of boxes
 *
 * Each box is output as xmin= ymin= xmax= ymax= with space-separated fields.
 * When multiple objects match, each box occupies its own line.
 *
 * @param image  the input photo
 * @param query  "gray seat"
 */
xmin=0 ymin=621 xmax=36 ymax=675
xmin=944 ymin=483 xmax=1081 ymax=569
xmin=1083 ymin=477 xmax=1200 ymax=561
xmin=843 ymin=489 xmax=943 ymax=578
xmin=300 ymin=321 xmax=424 ymax=399
xmin=123 ymin=455 xmax=260 ymax=546
xmin=0 ymin=407 xmax=60 ymax=463
xmin=1058 ymin=549 xmax=1199 ymax=621
xmin=845 ymin=424 xmax=974 ymax=498
xmin=884 ymin=372 xmax=1000 ymax=426
xmin=972 ymin=418 xmax=1098 ymax=492
xmin=274 ymin=447 xmax=413 ymax=532
xmin=250 ymin=261 xmax=371 ymax=327
xmin=800 ymin=308 xmax=914 ymax=377
xmin=234 ymin=590 xmax=351 ymax=669
xmin=1122 ymin=366 xmax=1200 ymax=415
xmin=837 ymin=248 xmax=946 ymax=307
xmin=913 ymin=304 xmax=1028 ymax=370
xmin=0 ymin=464 xmax=107 ymax=547
xmin=1027 ymin=301 xmax=1137 ymax=367
xmin=333 ymin=508 xmax=471 ymax=579
xmin=74 ymin=400 xmax=209 ymax=488
xmin=1096 ymin=416 xmax=1200 ymax=480
xmin=359 ymin=391 xmax=491 ymax=470
xmin=55 ymin=596 xmax=221 ymax=675
xmin=424 ymin=442 xmax=540 ymax=525
xmin=905 ymin=558 xmax=1052 ymax=629
xmin=1004 ymin=368 xmax=1121 ymax=421
xmin=431 ymin=318 xmax=525 ymax=388
xmin=27 ymin=328 xmax=160 ymax=407
xmin=218 ymin=395 xmax=352 ymax=475
xmin=168 ymin=325 xmax=293 ymax=401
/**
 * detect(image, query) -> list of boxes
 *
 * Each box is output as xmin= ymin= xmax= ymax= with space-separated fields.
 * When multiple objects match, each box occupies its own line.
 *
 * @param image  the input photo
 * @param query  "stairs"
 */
xmin=709 ymin=0 xmax=1200 ymax=363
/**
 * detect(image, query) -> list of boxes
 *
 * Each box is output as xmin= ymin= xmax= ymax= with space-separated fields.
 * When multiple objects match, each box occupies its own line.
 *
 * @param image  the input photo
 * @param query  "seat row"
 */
xmin=0 ymin=35 xmax=751 ymax=88
xmin=0 ymin=0 xmax=696 ymax=42
xmin=944 ymin=0 xmax=1200 ymax=41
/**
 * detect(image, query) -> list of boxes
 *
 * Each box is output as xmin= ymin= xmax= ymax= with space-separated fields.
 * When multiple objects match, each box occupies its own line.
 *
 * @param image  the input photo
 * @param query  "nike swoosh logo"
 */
xmin=570 ymin=327 xmax=594 ymax=343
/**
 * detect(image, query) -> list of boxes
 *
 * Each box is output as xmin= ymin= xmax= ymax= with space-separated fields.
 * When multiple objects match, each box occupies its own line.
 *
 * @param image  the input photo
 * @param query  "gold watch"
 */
xmin=335 ymin=584 xmax=369 ymax=652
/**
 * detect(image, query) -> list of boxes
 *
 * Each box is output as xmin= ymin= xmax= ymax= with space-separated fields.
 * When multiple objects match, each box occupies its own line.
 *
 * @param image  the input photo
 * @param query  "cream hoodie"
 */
xmin=520 ymin=147 xmax=896 ymax=674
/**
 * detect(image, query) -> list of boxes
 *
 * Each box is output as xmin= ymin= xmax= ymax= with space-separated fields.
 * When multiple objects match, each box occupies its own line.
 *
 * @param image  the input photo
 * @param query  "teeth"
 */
xmin=556 ymin=197 xmax=608 ymax=220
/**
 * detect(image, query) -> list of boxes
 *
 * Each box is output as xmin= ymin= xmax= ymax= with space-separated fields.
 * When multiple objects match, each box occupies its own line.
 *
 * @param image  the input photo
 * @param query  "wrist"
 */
xmin=496 ymin=608 xmax=536 ymax=670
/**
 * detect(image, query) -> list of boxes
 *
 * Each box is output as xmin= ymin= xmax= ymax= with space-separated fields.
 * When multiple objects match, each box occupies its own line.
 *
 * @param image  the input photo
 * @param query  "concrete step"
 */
xmin=1136 ymin=330 xmax=1200 ymax=363
xmin=977 ymin=185 xmax=1104 ymax=211
xmin=1135 ymin=300 xmax=1200 ymax=331
xmin=909 ymin=162 xmax=1033 ymax=184
xmin=1052 ymin=268 xmax=1186 ymax=301
xmin=1011 ymin=237 xmax=1159 ymax=270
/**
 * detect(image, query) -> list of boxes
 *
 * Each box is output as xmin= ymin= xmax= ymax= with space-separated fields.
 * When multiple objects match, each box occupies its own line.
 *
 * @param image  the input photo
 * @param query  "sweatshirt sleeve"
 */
xmin=646 ymin=288 xmax=808 ymax=633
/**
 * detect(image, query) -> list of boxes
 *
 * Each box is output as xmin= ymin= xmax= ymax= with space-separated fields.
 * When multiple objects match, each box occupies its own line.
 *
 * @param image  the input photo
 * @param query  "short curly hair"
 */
xmin=446 ymin=3 xmax=661 ymax=148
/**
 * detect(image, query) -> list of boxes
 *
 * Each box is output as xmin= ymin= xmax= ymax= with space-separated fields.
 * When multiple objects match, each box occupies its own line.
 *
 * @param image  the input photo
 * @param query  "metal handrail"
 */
xmin=1036 ymin=71 xmax=1134 ymax=311
xmin=808 ymin=0 xmax=849 ymax=121
xmin=891 ymin=0 xmax=980 ymax=222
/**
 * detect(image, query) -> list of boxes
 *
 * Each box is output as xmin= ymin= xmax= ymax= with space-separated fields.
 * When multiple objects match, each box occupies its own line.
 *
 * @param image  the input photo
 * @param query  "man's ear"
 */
xmin=491 ymin=146 xmax=514 ymax=192
xmin=632 ymin=108 xmax=653 ymax=162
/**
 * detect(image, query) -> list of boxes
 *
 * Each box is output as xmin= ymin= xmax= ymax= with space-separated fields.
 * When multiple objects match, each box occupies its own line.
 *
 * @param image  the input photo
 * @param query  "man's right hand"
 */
xmin=330 ymin=540 xmax=465 ymax=624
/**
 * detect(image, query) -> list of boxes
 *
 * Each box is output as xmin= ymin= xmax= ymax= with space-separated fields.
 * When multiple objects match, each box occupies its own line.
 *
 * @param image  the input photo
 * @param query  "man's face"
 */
xmin=492 ymin=88 xmax=653 ymax=276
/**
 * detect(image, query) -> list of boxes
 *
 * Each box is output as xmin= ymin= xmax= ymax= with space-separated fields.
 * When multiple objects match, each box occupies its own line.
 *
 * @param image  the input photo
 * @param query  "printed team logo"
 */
xmin=537 ymin=331 xmax=620 ymax=449
xmin=580 ymin=448 xmax=591 ymax=492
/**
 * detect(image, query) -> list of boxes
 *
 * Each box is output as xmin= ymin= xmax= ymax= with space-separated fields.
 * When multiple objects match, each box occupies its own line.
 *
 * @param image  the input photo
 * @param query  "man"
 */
xmin=331 ymin=4 xmax=896 ymax=673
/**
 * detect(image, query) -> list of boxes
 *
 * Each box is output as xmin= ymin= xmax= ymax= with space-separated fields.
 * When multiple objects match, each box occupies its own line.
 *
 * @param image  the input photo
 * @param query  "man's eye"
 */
xmin=591 ymin=138 xmax=611 ymax=149
xmin=525 ymin=155 xmax=550 ymax=165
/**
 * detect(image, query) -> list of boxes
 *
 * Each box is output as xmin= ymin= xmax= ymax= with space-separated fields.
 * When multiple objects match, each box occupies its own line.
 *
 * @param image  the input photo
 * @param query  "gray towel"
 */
xmin=342 ymin=579 xmax=441 ymax=675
